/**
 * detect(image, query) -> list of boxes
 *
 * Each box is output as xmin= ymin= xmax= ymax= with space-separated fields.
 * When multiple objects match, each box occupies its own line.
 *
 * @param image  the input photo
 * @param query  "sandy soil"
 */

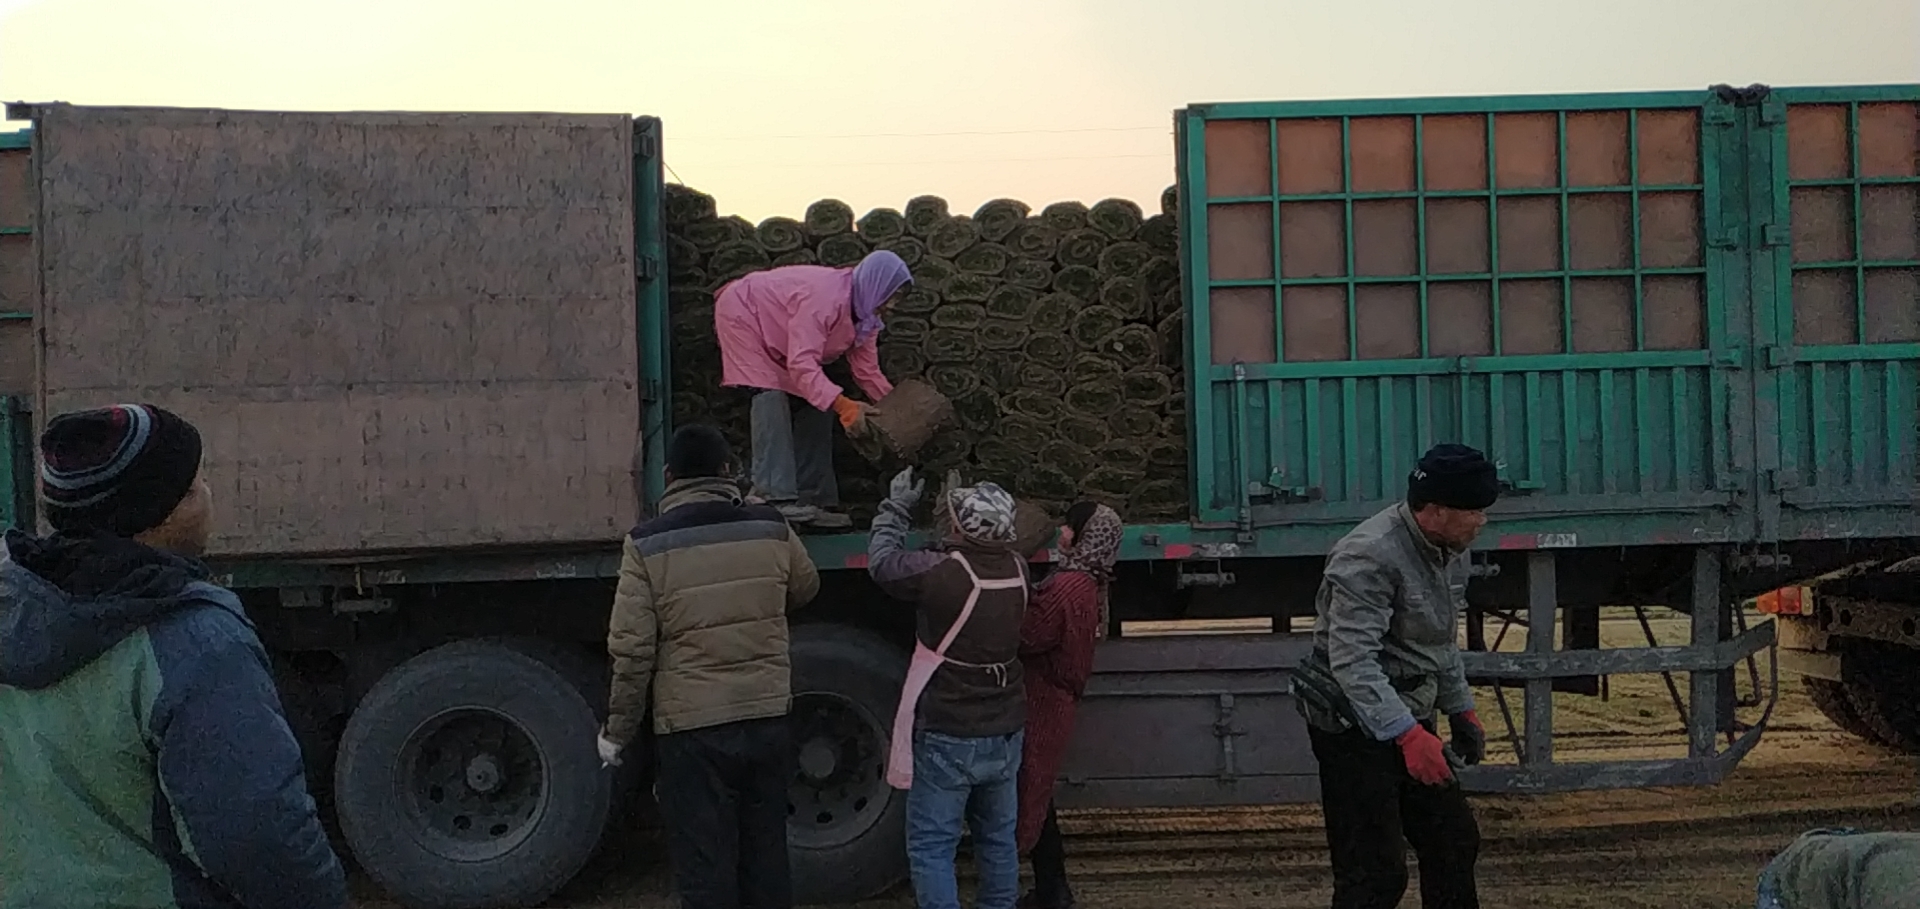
xmin=353 ymin=614 xmax=1920 ymax=909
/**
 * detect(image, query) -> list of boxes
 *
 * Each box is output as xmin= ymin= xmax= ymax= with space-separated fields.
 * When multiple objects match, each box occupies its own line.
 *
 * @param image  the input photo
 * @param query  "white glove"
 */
xmin=597 ymin=731 xmax=623 ymax=768
xmin=888 ymin=467 xmax=925 ymax=507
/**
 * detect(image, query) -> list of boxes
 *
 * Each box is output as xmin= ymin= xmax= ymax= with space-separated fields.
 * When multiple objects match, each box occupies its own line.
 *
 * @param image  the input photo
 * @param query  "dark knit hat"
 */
xmin=40 ymin=404 xmax=203 ymax=536
xmin=1406 ymin=443 xmax=1500 ymax=511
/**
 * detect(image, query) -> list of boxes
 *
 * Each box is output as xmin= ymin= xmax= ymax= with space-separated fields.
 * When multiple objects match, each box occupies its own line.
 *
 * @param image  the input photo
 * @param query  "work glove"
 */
xmin=831 ymin=395 xmax=871 ymax=435
xmin=596 ymin=729 xmax=623 ymax=769
xmin=888 ymin=467 xmax=926 ymax=508
xmin=1395 ymin=724 xmax=1454 ymax=786
xmin=1449 ymin=710 xmax=1486 ymax=766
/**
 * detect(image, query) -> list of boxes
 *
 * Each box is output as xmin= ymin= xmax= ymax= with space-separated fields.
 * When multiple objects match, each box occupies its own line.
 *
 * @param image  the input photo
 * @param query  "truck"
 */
xmin=1753 ymin=560 xmax=1920 ymax=752
xmin=0 ymin=82 xmax=1913 ymax=908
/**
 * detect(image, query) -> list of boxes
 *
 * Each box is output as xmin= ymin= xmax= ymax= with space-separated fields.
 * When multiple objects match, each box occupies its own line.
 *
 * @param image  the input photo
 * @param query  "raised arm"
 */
xmin=867 ymin=468 xmax=945 ymax=602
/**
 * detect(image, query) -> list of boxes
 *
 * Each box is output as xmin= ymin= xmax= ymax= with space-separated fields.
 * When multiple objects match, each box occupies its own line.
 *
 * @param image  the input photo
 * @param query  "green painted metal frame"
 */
xmin=633 ymin=116 xmax=670 ymax=515
xmin=0 ymin=129 xmax=29 ymax=324
xmin=1177 ymin=89 xmax=1754 ymax=555
xmin=0 ymin=396 xmax=31 ymax=532
xmin=1748 ymin=85 xmax=1920 ymax=543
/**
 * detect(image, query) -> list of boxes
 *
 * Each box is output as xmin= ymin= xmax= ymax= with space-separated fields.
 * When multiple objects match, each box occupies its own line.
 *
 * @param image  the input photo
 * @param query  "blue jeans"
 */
xmin=749 ymin=390 xmax=837 ymax=506
xmin=906 ymin=729 xmax=1024 ymax=909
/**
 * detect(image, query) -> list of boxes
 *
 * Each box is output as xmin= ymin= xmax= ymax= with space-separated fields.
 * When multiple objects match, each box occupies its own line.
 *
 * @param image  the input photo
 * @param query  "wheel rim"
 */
xmin=787 ymin=690 xmax=891 ymax=850
xmin=397 ymin=707 xmax=549 ymax=862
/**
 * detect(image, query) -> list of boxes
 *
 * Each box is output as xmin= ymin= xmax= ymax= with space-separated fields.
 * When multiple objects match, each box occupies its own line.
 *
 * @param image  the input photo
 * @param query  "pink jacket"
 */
xmin=714 ymin=265 xmax=893 ymax=411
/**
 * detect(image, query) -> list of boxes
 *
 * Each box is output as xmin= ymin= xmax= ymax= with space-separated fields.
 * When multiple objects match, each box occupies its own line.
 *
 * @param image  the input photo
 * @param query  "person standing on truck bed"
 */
xmin=867 ymin=466 xmax=1029 ymax=909
xmin=714 ymin=248 xmax=914 ymax=531
xmin=1291 ymin=443 xmax=1499 ymax=909
xmin=0 ymin=404 xmax=346 ymax=909
xmin=597 ymin=423 xmax=822 ymax=909
xmin=1016 ymin=501 xmax=1123 ymax=909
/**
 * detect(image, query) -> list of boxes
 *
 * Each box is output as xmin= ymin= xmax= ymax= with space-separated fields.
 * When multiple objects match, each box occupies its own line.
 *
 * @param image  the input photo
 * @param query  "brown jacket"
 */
xmin=604 ymin=478 xmax=821 ymax=744
xmin=867 ymin=497 xmax=1028 ymax=738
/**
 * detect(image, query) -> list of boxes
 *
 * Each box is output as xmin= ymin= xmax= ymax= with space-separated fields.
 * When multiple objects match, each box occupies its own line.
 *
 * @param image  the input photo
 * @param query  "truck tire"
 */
xmin=1804 ymin=677 xmax=1885 ymax=745
xmin=1842 ymin=641 xmax=1920 ymax=754
xmin=334 ymin=640 xmax=612 ymax=909
xmin=787 ymin=624 xmax=911 ymax=904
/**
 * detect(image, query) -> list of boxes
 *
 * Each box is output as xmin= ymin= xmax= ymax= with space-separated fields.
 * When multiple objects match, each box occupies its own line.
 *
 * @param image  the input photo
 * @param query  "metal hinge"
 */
xmin=1709 ymin=83 xmax=1773 ymax=107
xmin=1766 ymin=468 xmax=1801 ymax=493
xmin=637 ymin=255 xmax=659 ymax=281
xmin=1247 ymin=481 xmax=1319 ymax=505
xmin=1763 ymin=345 xmax=1794 ymax=368
xmin=1760 ymin=223 xmax=1790 ymax=248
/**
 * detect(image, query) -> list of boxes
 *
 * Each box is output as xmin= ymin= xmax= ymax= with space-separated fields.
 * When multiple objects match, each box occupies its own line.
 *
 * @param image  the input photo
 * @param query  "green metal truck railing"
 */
xmin=0 ymin=396 xmax=32 ymax=532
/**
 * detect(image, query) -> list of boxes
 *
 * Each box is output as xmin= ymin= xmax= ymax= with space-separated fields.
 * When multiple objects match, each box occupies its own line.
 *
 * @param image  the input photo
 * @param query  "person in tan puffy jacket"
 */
xmin=598 ymin=424 xmax=820 ymax=909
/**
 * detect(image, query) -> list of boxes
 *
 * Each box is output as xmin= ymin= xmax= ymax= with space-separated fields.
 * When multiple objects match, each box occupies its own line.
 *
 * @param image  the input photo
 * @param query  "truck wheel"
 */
xmin=334 ymin=640 xmax=612 ymax=909
xmin=1842 ymin=641 xmax=1920 ymax=754
xmin=1804 ymin=677 xmax=1885 ymax=745
xmin=787 ymin=624 xmax=910 ymax=903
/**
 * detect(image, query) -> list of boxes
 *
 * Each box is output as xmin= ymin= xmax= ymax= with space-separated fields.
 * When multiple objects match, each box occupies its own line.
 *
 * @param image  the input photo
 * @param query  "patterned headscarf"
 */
xmin=850 ymin=250 xmax=911 ymax=342
xmin=945 ymin=481 xmax=1018 ymax=545
xmin=1053 ymin=503 xmax=1121 ymax=581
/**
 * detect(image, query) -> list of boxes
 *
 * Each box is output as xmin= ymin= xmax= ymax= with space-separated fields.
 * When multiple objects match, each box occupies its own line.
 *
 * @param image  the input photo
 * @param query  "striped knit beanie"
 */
xmin=40 ymin=404 xmax=203 ymax=536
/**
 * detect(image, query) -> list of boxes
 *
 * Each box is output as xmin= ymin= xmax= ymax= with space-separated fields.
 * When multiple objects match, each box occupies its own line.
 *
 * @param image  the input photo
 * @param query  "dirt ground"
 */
xmin=353 ymin=614 xmax=1920 ymax=909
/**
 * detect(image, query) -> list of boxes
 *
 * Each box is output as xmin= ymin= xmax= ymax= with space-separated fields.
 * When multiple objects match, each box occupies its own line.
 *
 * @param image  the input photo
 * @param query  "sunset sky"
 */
xmin=3 ymin=0 xmax=1915 ymax=221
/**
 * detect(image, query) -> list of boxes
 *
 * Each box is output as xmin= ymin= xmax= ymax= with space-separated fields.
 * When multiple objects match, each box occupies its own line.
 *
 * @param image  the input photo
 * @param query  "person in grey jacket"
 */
xmin=1292 ymin=443 xmax=1499 ymax=909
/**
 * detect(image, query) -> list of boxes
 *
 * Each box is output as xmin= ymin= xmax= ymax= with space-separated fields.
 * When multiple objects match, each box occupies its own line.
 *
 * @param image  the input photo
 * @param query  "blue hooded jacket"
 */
xmin=0 ymin=529 xmax=346 ymax=909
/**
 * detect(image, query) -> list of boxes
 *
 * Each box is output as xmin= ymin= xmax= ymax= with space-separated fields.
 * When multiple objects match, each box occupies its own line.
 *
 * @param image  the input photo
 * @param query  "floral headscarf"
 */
xmin=1053 ymin=503 xmax=1121 ymax=581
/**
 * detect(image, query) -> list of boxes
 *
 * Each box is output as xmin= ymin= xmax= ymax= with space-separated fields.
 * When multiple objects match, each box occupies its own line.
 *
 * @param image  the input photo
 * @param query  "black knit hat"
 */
xmin=1406 ymin=443 xmax=1500 ymax=511
xmin=39 ymin=404 xmax=204 ymax=536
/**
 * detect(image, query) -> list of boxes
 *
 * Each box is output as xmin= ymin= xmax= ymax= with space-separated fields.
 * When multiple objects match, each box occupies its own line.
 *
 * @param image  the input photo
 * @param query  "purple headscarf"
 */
xmin=850 ymin=250 xmax=912 ymax=342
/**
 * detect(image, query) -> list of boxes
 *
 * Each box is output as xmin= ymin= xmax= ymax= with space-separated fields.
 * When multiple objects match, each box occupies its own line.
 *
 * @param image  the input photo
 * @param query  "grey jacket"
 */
xmin=1757 ymin=828 xmax=1920 ymax=909
xmin=1299 ymin=502 xmax=1475 ymax=740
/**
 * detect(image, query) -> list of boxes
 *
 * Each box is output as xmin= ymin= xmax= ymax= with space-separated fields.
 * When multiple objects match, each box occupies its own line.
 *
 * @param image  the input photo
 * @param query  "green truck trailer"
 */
xmin=1 ymin=82 xmax=1915 ymax=908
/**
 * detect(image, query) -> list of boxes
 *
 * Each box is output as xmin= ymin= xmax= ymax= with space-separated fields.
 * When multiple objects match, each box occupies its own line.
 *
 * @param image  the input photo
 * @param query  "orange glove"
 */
xmin=1396 ymin=724 xmax=1454 ymax=785
xmin=831 ymin=395 xmax=868 ymax=433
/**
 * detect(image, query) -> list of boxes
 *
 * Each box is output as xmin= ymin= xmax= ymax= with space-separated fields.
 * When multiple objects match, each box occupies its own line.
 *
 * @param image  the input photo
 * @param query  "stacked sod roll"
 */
xmin=664 ymin=184 xmax=1188 ymax=526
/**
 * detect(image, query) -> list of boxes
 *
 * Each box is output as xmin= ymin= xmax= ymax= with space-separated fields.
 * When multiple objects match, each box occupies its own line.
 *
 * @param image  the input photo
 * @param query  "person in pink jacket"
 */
xmin=714 ymin=249 xmax=913 ymax=529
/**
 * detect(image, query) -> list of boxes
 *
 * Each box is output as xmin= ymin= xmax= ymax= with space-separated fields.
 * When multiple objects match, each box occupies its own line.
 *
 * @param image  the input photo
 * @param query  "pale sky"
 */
xmin=3 ymin=0 xmax=1916 ymax=221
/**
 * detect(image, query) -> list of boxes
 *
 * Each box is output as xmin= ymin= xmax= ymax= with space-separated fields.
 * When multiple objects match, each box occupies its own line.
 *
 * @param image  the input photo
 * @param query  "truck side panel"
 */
xmin=1179 ymin=92 xmax=1752 ymax=554
xmin=26 ymin=106 xmax=644 ymax=556
xmin=1755 ymin=87 xmax=1920 ymax=542
xmin=0 ymin=132 xmax=30 ymax=399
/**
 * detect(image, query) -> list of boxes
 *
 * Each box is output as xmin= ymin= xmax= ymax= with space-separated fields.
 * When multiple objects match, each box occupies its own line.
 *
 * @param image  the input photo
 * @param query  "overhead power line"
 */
xmin=672 ymin=125 xmax=1170 ymax=141
xmin=678 ymin=152 xmax=1172 ymax=170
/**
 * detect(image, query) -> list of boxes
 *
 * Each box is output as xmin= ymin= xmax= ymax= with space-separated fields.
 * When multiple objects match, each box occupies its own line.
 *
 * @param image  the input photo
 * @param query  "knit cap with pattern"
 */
xmin=39 ymin=404 xmax=203 ymax=537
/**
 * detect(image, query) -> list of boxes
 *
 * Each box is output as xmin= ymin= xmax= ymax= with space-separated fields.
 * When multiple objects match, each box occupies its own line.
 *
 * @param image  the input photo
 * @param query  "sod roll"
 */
xmin=974 ymin=199 xmax=1031 ymax=243
xmin=806 ymin=199 xmax=856 ymax=239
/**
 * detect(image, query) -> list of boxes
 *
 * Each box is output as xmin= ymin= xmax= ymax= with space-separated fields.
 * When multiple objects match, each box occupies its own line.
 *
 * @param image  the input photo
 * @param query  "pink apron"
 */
xmin=885 ymin=552 xmax=1028 ymax=790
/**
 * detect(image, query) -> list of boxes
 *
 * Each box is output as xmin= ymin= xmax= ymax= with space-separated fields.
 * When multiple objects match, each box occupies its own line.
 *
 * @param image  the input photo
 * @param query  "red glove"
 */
xmin=1396 ymin=724 xmax=1454 ymax=785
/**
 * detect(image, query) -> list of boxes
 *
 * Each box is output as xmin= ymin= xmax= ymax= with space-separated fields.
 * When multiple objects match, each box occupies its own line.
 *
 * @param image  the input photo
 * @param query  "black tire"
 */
xmin=787 ymin=624 xmax=911 ymax=904
xmin=1842 ymin=641 xmax=1920 ymax=754
xmin=1804 ymin=676 xmax=1886 ymax=745
xmin=334 ymin=640 xmax=613 ymax=909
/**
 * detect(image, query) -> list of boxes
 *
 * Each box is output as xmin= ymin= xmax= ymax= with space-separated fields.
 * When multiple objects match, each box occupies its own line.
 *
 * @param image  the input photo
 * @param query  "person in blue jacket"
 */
xmin=0 ymin=403 xmax=346 ymax=909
